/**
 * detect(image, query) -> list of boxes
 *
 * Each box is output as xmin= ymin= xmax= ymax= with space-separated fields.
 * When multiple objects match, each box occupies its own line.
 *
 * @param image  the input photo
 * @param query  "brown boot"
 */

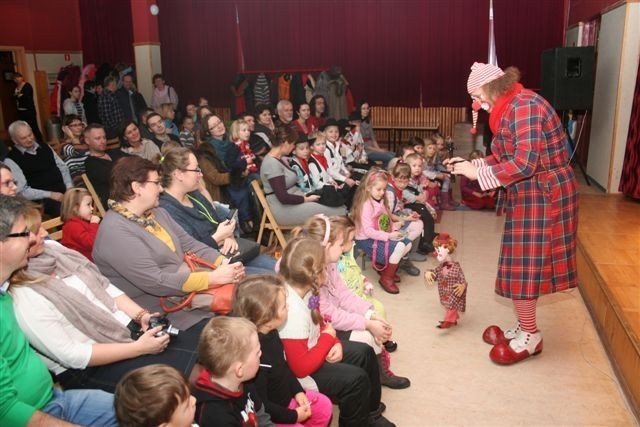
xmin=377 ymin=349 xmax=410 ymax=389
xmin=440 ymin=192 xmax=457 ymax=211
xmin=378 ymin=263 xmax=400 ymax=294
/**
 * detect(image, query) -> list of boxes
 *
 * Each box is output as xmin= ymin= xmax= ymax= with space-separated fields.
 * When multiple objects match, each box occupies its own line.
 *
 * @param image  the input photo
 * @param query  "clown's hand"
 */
xmin=453 ymin=283 xmax=467 ymax=297
xmin=424 ymin=271 xmax=436 ymax=286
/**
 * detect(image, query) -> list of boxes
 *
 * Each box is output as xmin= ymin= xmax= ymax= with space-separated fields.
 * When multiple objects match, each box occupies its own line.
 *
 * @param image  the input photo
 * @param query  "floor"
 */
xmin=329 ymin=178 xmax=638 ymax=426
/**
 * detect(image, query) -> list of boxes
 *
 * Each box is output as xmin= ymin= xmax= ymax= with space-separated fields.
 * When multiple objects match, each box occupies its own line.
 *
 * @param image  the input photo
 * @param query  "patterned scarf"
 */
xmin=488 ymin=83 xmax=524 ymax=134
xmin=311 ymin=152 xmax=329 ymax=170
xmin=108 ymin=199 xmax=158 ymax=228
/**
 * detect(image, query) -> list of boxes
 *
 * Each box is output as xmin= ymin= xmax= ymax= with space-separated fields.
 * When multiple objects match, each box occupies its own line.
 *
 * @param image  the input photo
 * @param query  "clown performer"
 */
xmin=424 ymin=236 xmax=467 ymax=329
xmin=445 ymin=62 xmax=578 ymax=365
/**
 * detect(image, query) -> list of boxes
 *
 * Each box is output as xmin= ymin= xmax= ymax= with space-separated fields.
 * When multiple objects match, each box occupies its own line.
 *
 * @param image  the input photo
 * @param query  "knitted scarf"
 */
xmin=22 ymin=243 xmax=133 ymax=343
xmin=488 ymin=83 xmax=524 ymax=135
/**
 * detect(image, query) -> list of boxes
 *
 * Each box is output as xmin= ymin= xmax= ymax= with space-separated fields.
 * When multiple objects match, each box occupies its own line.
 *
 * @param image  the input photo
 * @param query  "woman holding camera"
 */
xmin=9 ymin=203 xmax=201 ymax=393
xmin=92 ymin=156 xmax=245 ymax=332
xmin=158 ymin=147 xmax=276 ymax=274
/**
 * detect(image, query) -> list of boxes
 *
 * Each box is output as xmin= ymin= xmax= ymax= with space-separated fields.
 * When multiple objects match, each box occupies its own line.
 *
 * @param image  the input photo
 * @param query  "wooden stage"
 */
xmin=577 ymin=193 xmax=640 ymax=419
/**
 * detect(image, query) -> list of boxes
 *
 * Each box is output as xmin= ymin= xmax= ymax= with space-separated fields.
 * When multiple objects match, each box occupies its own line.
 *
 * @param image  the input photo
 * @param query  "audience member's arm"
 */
xmin=267 ymin=176 xmax=304 ymax=205
xmin=51 ymin=149 xmax=73 ymax=189
xmin=26 ymin=411 xmax=78 ymax=427
xmin=3 ymin=158 xmax=52 ymax=200
xmin=280 ymin=335 xmax=336 ymax=378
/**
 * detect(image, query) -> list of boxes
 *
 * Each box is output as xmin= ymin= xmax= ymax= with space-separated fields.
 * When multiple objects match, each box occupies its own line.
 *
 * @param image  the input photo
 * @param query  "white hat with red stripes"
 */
xmin=467 ymin=62 xmax=504 ymax=134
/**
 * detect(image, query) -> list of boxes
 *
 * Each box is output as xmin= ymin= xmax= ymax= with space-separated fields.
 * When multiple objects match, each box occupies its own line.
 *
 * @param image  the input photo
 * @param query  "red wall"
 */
xmin=0 ymin=0 xmax=82 ymax=51
xmin=568 ymin=0 xmax=620 ymax=26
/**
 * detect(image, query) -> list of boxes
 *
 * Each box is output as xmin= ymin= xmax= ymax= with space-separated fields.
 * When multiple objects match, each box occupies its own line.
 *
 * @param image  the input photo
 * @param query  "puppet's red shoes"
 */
xmin=482 ymin=323 xmax=521 ymax=345
xmin=436 ymin=321 xmax=457 ymax=329
xmin=489 ymin=331 xmax=543 ymax=365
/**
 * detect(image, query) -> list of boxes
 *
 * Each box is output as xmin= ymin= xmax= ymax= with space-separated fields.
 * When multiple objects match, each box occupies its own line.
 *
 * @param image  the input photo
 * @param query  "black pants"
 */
xmin=405 ymin=202 xmax=437 ymax=250
xmin=57 ymin=318 xmax=206 ymax=393
xmin=311 ymin=340 xmax=381 ymax=427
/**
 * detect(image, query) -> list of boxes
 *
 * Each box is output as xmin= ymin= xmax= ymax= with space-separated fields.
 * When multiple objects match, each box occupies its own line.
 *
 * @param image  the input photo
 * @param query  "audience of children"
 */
xmin=293 ymin=215 xmax=411 ymax=389
xmin=179 ymin=115 xmax=196 ymax=148
xmin=277 ymin=237 xmax=395 ymax=427
xmin=232 ymin=274 xmax=333 ymax=426
xmin=459 ymin=150 xmax=497 ymax=210
xmin=60 ymin=187 xmax=100 ymax=261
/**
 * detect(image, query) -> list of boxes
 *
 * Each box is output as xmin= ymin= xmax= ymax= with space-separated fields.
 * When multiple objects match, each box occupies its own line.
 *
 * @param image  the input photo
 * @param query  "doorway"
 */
xmin=0 ymin=51 xmax=18 ymax=141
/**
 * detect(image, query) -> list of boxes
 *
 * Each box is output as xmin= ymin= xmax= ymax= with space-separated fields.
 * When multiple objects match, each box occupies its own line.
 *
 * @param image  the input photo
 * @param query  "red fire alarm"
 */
xmin=64 ymin=53 xmax=70 ymax=61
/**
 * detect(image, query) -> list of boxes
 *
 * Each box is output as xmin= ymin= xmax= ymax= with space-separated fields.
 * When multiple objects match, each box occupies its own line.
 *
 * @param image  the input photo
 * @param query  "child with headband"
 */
xmin=294 ymin=215 xmax=411 ymax=390
xmin=277 ymin=238 xmax=394 ymax=427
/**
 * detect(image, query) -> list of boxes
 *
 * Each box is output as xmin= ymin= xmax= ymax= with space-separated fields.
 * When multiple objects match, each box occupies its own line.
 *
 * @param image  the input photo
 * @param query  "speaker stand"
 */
xmin=564 ymin=121 xmax=591 ymax=186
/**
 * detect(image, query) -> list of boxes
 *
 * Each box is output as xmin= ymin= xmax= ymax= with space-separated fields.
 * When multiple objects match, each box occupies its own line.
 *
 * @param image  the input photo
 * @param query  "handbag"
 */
xmin=160 ymin=252 xmax=234 ymax=315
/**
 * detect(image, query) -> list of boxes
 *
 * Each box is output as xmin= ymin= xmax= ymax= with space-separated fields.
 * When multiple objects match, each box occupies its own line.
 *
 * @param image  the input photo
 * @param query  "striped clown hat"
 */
xmin=467 ymin=62 xmax=504 ymax=134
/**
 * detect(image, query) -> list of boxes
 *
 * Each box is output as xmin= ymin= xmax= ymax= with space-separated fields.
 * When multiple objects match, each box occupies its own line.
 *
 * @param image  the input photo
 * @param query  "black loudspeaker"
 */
xmin=540 ymin=46 xmax=595 ymax=111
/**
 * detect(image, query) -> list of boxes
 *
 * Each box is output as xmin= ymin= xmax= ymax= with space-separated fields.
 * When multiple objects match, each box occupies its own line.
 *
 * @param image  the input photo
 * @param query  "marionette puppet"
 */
xmin=424 ymin=236 xmax=468 ymax=329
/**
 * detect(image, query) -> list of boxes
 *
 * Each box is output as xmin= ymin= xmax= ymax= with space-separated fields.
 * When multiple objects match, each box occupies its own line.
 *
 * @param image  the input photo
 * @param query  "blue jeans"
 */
xmin=42 ymin=388 xmax=117 ymax=426
xmin=366 ymin=150 xmax=395 ymax=167
xmin=245 ymin=254 xmax=277 ymax=275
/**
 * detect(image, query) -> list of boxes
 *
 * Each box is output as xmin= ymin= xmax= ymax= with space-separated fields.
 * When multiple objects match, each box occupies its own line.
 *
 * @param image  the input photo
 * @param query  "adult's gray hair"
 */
xmin=276 ymin=99 xmax=292 ymax=113
xmin=8 ymin=120 xmax=31 ymax=141
xmin=0 ymin=161 xmax=11 ymax=172
xmin=0 ymin=195 xmax=28 ymax=240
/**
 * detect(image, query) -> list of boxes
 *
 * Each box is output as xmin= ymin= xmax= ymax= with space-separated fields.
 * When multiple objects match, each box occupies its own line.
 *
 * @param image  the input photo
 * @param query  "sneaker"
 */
xmin=407 ymin=251 xmax=427 ymax=262
xmin=399 ymin=258 xmax=420 ymax=276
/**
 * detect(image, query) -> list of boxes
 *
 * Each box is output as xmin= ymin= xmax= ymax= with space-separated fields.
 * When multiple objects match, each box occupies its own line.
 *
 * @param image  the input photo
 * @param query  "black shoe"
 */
xmin=240 ymin=221 xmax=254 ymax=236
xmin=369 ymin=402 xmax=386 ymax=419
xmin=399 ymin=258 xmax=420 ymax=276
xmin=369 ymin=414 xmax=396 ymax=427
xmin=383 ymin=340 xmax=398 ymax=352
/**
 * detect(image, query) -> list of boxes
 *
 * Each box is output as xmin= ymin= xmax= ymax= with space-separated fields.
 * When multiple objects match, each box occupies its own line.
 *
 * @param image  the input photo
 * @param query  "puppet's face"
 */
xmin=435 ymin=246 xmax=450 ymax=263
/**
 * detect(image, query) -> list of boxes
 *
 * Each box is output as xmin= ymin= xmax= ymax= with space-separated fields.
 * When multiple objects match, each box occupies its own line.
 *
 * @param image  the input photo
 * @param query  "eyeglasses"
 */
xmin=182 ymin=167 xmax=202 ymax=174
xmin=144 ymin=180 xmax=162 ymax=186
xmin=208 ymin=121 xmax=224 ymax=131
xmin=1 ymin=179 xmax=17 ymax=187
xmin=69 ymin=123 xmax=85 ymax=127
xmin=6 ymin=229 xmax=30 ymax=238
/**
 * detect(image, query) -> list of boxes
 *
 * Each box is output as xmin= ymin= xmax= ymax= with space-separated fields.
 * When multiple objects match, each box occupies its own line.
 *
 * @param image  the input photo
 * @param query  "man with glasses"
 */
xmin=5 ymin=121 xmax=72 ymax=216
xmin=0 ymin=162 xmax=18 ymax=196
xmin=0 ymin=195 xmax=118 ymax=426
xmin=146 ymin=112 xmax=180 ymax=149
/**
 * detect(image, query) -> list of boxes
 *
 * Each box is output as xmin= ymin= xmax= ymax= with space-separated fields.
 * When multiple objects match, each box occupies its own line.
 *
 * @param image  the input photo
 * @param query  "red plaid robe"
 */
xmin=482 ymin=89 xmax=578 ymax=299
xmin=433 ymin=261 xmax=467 ymax=312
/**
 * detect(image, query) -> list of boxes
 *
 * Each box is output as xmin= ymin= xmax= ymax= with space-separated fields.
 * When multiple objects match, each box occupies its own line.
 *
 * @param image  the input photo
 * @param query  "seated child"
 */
xmin=460 ymin=150 xmax=497 ymax=210
xmin=278 ymin=237 xmax=394 ymax=427
xmin=321 ymin=119 xmax=357 ymax=189
xmin=230 ymin=119 xmax=259 ymax=181
xmin=386 ymin=143 xmax=415 ymax=172
xmin=158 ymin=103 xmax=180 ymax=137
xmin=341 ymin=114 xmax=374 ymax=180
xmin=233 ymin=274 xmax=333 ymax=426
xmin=308 ymin=134 xmax=348 ymax=208
xmin=390 ymin=163 xmax=437 ymax=255
xmin=60 ymin=188 xmax=100 ymax=261
xmin=114 ymin=364 xmax=197 ymax=427
xmin=295 ymin=215 xmax=410 ymax=390
xmin=351 ymin=170 xmax=414 ymax=294
xmin=288 ymin=135 xmax=314 ymax=193
xmin=194 ymin=317 xmax=273 ymax=427
xmin=424 ymin=138 xmax=458 ymax=210
xmin=179 ymin=115 xmax=196 ymax=148
xmin=404 ymin=153 xmax=439 ymax=218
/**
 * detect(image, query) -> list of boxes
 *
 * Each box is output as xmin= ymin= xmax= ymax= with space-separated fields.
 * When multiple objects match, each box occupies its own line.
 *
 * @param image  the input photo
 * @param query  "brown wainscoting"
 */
xmin=577 ymin=193 xmax=640 ymax=420
xmin=371 ymin=106 xmax=468 ymax=141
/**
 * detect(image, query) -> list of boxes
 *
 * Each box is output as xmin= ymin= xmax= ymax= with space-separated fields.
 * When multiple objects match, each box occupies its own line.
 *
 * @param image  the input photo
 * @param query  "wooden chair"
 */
xmin=250 ymin=179 xmax=296 ymax=249
xmin=81 ymin=173 xmax=106 ymax=217
xmin=42 ymin=216 xmax=63 ymax=241
xmin=106 ymin=138 xmax=121 ymax=151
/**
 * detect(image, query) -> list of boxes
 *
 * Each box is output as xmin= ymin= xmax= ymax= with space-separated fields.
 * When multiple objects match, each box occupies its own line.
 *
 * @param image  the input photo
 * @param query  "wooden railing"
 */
xmin=371 ymin=106 xmax=467 ymax=141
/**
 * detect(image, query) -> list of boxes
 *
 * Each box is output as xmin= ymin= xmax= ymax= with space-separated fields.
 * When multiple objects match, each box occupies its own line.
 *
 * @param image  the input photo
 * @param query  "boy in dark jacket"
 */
xmin=194 ymin=317 xmax=273 ymax=426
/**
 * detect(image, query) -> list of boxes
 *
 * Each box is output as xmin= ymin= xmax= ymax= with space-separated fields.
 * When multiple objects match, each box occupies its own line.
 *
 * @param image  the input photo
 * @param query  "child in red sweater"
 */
xmin=61 ymin=188 xmax=100 ymax=260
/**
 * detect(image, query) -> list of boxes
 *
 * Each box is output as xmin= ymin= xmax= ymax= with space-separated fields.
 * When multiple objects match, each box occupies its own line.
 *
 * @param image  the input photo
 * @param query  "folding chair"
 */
xmin=81 ymin=173 xmax=106 ymax=217
xmin=42 ymin=217 xmax=63 ymax=241
xmin=250 ymin=179 xmax=296 ymax=249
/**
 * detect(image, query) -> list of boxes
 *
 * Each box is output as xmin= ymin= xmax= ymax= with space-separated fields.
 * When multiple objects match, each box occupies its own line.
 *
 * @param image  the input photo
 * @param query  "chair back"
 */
xmin=81 ymin=174 xmax=106 ymax=216
xmin=42 ymin=217 xmax=64 ymax=241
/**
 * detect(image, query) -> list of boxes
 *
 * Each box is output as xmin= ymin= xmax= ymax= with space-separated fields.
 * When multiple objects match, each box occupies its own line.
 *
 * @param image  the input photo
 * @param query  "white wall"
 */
xmin=586 ymin=3 xmax=640 ymax=192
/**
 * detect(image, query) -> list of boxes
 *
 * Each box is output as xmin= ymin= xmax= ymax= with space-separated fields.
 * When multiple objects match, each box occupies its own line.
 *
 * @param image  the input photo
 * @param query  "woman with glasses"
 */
xmin=119 ymin=120 xmax=161 ymax=161
xmin=158 ymin=147 xmax=275 ymax=274
xmin=62 ymin=85 xmax=86 ymax=123
xmin=201 ymin=114 xmax=255 ymax=235
xmin=8 ymin=202 xmax=202 ymax=394
xmin=0 ymin=162 xmax=18 ymax=196
xmin=93 ymin=156 xmax=244 ymax=332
